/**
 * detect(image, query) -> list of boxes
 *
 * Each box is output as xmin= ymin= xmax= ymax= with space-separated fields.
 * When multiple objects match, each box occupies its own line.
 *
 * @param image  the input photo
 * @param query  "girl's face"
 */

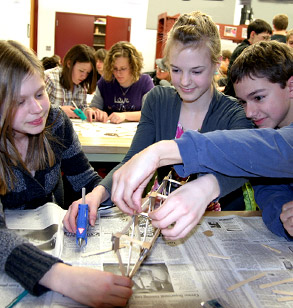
xmin=71 ymin=61 xmax=92 ymax=85
xmin=96 ymin=59 xmax=104 ymax=75
xmin=12 ymin=73 xmax=50 ymax=139
xmin=234 ymin=76 xmax=292 ymax=128
xmin=169 ymin=43 xmax=216 ymax=104
xmin=112 ymin=56 xmax=133 ymax=87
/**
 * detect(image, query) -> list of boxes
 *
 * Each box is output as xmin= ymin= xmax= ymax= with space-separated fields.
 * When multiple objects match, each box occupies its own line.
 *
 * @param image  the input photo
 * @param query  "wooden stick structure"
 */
xmin=111 ymin=171 xmax=188 ymax=279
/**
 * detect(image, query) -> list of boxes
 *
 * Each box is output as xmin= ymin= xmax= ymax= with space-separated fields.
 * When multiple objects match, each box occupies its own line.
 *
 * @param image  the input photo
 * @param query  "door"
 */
xmin=105 ymin=16 xmax=131 ymax=49
xmin=55 ymin=12 xmax=95 ymax=60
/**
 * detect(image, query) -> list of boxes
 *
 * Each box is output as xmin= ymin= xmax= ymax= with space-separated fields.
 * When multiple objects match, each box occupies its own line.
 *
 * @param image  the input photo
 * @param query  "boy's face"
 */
xmin=250 ymin=31 xmax=271 ymax=44
xmin=234 ymin=76 xmax=292 ymax=128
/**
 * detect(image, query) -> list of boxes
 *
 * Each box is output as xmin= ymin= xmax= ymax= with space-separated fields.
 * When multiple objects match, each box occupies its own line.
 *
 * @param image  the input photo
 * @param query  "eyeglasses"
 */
xmin=156 ymin=66 xmax=166 ymax=73
xmin=113 ymin=67 xmax=129 ymax=73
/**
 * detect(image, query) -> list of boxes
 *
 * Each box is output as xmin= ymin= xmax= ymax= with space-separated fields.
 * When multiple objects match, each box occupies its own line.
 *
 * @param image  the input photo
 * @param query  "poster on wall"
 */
xmin=224 ymin=26 xmax=237 ymax=38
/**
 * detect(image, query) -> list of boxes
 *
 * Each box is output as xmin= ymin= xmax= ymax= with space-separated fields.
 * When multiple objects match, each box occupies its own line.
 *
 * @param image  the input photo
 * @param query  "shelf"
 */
xmin=94 ymin=22 xmax=106 ymax=25
xmin=94 ymin=33 xmax=106 ymax=36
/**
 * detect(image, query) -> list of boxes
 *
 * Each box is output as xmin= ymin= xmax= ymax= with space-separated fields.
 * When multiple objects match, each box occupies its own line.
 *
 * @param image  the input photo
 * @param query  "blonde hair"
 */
xmin=103 ymin=41 xmax=143 ymax=83
xmin=163 ymin=11 xmax=221 ymax=68
xmin=0 ymin=40 xmax=55 ymax=195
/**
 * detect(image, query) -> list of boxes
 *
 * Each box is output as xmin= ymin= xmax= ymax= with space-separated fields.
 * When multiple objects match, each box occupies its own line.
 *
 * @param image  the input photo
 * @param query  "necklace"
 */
xmin=120 ymin=85 xmax=132 ymax=96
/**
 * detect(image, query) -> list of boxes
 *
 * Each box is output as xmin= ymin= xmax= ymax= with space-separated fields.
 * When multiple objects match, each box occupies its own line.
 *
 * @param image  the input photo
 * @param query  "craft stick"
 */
xmin=261 ymin=244 xmax=281 ymax=254
xmin=276 ymin=296 xmax=293 ymax=302
xmin=81 ymin=245 xmax=126 ymax=257
xmin=117 ymin=233 xmax=152 ymax=249
xmin=227 ymin=272 xmax=267 ymax=291
xmin=126 ymin=215 xmax=136 ymax=276
xmin=207 ymin=253 xmax=231 ymax=260
xmin=259 ymin=278 xmax=293 ymax=289
xmin=273 ymin=290 xmax=293 ymax=295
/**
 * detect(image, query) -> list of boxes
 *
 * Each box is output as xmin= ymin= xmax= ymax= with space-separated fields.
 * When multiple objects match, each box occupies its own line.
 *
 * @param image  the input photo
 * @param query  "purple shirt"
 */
xmin=91 ymin=74 xmax=154 ymax=115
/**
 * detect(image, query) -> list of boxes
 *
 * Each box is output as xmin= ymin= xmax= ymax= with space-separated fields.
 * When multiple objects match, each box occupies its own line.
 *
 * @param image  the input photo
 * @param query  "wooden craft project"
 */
xmin=111 ymin=171 xmax=188 ymax=278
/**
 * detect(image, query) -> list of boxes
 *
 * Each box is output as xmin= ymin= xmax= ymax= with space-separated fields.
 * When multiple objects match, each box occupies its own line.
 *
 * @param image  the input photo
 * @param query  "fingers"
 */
xmin=281 ymin=201 xmax=293 ymax=236
xmin=63 ymin=201 xmax=79 ymax=233
xmin=109 ymin=113 xmax=124 ymax=124
xmin=88 ymin=202 xmax=99 ymax=227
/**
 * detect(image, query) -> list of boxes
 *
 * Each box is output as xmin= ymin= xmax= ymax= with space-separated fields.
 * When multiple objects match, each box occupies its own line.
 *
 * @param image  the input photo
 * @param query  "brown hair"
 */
xmin=0 ymin=40 xmax=55 ymax=194
xmin=61 ymin=44 xmax=97 ymax=93
xmin=273 ymin=14 xmax=288 ymax=31
xmin=231 ymin=40 xmax=293 ymax=89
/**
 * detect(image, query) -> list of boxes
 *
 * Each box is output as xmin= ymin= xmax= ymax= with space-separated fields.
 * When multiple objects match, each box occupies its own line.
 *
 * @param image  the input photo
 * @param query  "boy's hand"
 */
xmin=280 ymin=201 xmax=293 ymax=236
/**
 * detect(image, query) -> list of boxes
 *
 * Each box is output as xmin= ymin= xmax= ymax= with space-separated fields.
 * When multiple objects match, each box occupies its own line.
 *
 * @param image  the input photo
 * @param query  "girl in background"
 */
xmin=45 ymin=44 xmax=97 ymax=119
xmin=0 ymin=40 xmax=132 ymax=307
xmin=86 ymin=41 xmax=154 ymax=124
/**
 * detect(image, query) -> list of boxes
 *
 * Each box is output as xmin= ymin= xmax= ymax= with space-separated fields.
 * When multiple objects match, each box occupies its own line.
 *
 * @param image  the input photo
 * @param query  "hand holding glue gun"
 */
xmin=71 ymin=101 xmax=87 ymax=121
xmin=76 ymin=187 xmax=89 ymax=248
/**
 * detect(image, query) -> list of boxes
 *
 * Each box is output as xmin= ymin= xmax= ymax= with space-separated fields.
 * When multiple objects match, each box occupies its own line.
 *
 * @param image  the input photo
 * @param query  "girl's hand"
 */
xmin=108 ymin=112 xmax=126 ymax=124
xmin=280 ymin=201 xmax=293 ymax=236
xmin=86 ymin=108 xmax=108 ymax=123
xmin=39 ymin=263 xmax=133 ymax=308
xmin=149 ymin=174 xmax=220 ymax=240
xmin=63 ymin=185 xmax=109 ymax=233
xmin=62 ymin=105 xmax=79 ymax=118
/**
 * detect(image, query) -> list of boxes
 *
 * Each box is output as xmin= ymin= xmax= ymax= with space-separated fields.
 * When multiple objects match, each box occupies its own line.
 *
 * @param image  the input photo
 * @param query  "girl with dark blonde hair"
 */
xmin=87 ymin=41 xmax=154 ymax=124
xmin=0 ymin=40 xmax=132 ymax=307
xmin=64 ymin=12 xmax=253 ymax=237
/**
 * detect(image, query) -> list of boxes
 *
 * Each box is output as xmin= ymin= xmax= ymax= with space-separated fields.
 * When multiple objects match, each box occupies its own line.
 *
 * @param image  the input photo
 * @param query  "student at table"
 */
xmin=64 ymin=11 xmax=253 ymax=234
xmin=86 ymin=41 xmax=154 ymax=124
xmin=94 ymin=48 xmax=107 ymax=81
xmin=111 ymin=41 xmax=293 ymax=241
xmin=45 ymin=44 xmax=97 ymax=119
xmin=0 ymin=40 xmax=132 ymax=307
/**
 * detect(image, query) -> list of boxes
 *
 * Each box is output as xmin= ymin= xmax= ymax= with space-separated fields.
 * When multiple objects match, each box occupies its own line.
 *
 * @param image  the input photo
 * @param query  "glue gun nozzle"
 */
xmin=78 ymin=238 xmax=85 ymax=248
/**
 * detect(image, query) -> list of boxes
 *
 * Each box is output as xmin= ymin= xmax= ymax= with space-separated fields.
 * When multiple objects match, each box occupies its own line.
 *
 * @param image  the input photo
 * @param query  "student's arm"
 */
xmin=1 ymin=200 xmax=133 ymax=305
xmin=108 ymin=111 xmax=141 ymax=123
xmin=0 ymin=199 xmax=61 ymax=295
xmin=39 ymin=263 xmax=133 ymax=307
xmin=254 ymin=183 xmax=293 ymax=240
xmin=174 ymin=125 xmax=293 ymax=178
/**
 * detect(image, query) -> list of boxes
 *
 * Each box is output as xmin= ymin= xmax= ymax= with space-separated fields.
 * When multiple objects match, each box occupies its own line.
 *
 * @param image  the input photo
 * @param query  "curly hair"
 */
xmin=103 ymin=41 xmax=143 ymax=83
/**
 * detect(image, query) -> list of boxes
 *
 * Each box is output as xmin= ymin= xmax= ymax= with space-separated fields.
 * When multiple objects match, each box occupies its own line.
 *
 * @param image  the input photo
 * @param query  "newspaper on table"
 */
xmin=1 ymin=203 xmax=293 ymax=308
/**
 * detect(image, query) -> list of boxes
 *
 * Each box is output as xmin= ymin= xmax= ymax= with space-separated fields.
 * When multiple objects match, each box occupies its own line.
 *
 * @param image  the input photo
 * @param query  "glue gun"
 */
xmin=71 ymin=101 xmax=87 ymax=121
xmin=76 ymin=188 xmax=88 ymax=248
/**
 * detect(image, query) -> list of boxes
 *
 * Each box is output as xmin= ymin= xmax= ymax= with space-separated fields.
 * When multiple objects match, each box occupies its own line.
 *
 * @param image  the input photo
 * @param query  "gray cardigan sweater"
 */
xmin=100 ymin=86 xmax=254 ymax=198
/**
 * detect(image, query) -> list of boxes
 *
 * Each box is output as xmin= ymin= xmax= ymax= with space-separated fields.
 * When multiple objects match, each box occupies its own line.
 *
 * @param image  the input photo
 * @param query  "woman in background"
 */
xmin=86 ymin=41 xmax=154 ymax=124
xmin=45 ymin=44 xmax=97 ymax=119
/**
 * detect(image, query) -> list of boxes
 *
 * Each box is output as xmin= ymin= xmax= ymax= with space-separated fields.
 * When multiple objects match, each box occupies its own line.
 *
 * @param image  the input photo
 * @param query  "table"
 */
xmin=72 ymin=119 xmax=138 ymax=162
xmin=3 ymin=205 xmax=293 ymax=308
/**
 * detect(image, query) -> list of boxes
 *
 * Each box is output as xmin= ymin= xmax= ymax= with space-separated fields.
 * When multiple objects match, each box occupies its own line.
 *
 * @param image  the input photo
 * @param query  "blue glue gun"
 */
xmin=76 ymin=188 xmax=88 ymax=247
xmin=76 ymin=203 xmax=88 ymax=247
